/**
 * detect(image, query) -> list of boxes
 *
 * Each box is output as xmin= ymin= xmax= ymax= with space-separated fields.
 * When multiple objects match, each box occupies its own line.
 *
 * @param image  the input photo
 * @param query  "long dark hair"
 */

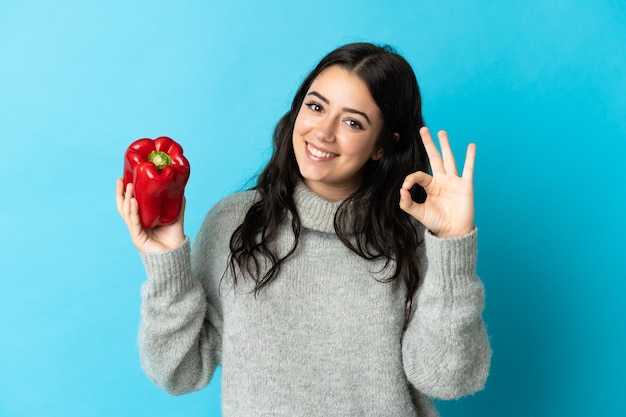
xmin=228 ymin=42 xmax=428 ymax=320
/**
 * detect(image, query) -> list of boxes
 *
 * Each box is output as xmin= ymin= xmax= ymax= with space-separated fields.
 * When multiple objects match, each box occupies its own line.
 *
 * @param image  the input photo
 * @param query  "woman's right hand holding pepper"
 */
xmin=116 ymin=179 xmax=186 ymax=253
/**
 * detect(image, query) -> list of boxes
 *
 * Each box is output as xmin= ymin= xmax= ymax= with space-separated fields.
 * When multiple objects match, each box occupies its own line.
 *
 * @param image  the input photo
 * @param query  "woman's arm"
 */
xmin=399 ymin=130 xmax=490 ymax=397
xmin=116 ymin=179 xmax=221 ymax=394
xmin=139 ymin=239 xmax=221 ymax=395
xmin=402 ymin=228 xmax=491 ymax=399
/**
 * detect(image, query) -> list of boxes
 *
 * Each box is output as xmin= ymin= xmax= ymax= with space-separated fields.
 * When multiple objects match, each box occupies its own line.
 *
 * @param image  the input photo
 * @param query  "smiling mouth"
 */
xmin=307 ymin=142 xmax=338 ymax=159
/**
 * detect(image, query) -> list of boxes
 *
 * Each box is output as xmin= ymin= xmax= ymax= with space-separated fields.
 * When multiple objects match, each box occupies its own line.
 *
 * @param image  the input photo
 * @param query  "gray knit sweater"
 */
xmin=139 ymin=183 xmax=491 ymax=416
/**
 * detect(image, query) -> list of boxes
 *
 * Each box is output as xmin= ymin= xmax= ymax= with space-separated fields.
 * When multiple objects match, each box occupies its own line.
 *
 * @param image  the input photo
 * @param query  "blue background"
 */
xmin=1 ymin=0 xmax=624 ymax=416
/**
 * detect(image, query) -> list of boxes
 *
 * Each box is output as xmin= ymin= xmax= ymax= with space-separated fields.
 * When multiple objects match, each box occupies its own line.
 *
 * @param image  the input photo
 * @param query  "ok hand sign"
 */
xmin=399 ymin=127 xmax=476 ymax=238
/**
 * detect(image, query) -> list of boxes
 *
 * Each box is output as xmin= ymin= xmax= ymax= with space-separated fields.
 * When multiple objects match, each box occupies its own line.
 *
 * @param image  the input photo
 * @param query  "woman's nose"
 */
xmin=313 ymin=117 xmax=335 ymax=143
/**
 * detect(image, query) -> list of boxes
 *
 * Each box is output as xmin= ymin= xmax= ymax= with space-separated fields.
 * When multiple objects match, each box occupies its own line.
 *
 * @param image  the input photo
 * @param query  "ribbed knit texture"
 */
xmin=138 ymin=183 xmax=491 ymax=416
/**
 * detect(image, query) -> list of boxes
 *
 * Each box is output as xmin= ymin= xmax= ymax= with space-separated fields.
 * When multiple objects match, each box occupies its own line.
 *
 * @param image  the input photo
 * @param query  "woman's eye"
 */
xmin=345 ymin=119 xmax=363 ymax=130
xmin=306 ymin=102 xmax=322 ymax=112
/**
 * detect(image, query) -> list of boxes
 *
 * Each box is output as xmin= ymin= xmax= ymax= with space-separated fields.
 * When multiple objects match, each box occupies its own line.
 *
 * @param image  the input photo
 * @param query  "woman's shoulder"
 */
xmin=212 ymin=189 xmax=258 ymax=212
xmin=191 ymin=191 xmax=258 ymax=281
xmin=207 ymin=189 xmax=257 ymax=220
xmin=192 ymin=189 xmax=258 ymax=252
xmin=199 ymin=189 xmax=258 ymax=233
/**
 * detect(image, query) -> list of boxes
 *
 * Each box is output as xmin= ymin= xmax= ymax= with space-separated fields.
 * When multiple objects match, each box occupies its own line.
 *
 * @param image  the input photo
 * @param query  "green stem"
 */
xmin=148 ymin=151 xmax=171 ymax=169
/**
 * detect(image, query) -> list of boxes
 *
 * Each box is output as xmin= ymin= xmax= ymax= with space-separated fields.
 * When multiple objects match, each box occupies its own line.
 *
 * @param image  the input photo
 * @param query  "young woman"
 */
xmin=116 ymin=42 xmax=491 ymax=417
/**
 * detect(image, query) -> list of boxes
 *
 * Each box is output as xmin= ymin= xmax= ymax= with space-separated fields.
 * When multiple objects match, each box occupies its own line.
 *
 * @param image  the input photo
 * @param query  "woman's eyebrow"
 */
xmin=307 ymin=91 xmax=371 ymax=125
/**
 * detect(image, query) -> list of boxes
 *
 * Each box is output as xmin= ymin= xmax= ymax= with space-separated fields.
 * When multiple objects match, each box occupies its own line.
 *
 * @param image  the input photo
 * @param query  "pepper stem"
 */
xmin=148 ymin=151 xmax=171 ymax=170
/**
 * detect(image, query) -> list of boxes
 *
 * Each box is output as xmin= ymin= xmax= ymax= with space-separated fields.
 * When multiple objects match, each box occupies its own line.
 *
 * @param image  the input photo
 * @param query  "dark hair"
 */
xmin=228 ymin=42 xmax=428 ymax=321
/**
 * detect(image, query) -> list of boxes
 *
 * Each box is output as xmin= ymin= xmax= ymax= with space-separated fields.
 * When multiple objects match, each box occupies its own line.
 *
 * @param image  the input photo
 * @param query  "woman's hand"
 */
xmin=399 ymin=127 xmax=476 ymax=238
xmin=115 ymin=178 xmax=186 ymax=253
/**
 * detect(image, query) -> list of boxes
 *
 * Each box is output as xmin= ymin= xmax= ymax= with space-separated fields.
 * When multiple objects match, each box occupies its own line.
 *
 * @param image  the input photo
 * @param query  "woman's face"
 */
xmin=292 ymin=65 xmax=384 ymax=202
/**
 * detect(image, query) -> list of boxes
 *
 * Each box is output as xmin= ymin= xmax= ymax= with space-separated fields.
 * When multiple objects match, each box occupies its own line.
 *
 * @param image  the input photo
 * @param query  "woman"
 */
xmin=116 ymin=42 xmax=491 ymax=416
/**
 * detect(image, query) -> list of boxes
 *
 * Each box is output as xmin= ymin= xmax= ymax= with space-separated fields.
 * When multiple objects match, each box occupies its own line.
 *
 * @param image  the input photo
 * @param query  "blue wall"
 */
xmin=1 ymin=1 xmax=624 ymax=416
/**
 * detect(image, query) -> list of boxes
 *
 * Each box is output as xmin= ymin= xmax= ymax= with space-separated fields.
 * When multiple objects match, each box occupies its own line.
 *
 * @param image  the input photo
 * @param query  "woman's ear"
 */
xmin=372 ymin=146 xmax=384 ymax=160
xmin=372 ymin=133 xmax=399 ymax=161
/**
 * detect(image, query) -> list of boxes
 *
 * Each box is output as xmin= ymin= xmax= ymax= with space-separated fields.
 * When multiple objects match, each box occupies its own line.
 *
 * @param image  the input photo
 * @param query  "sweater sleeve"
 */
xmin=138 ymin=238 xmax=222 ymax=395
xmin=402 ymin=227 xmax=491 ymax=400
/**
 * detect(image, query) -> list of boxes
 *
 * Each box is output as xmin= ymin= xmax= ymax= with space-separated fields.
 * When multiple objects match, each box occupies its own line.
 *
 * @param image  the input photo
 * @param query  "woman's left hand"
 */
xmin=399 ymin=127 xmax=476 ymax=238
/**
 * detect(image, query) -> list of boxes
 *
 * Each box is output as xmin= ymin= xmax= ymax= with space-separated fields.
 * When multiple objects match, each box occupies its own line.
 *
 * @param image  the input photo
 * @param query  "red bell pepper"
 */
xmin=123 ymin=136 xmax=190 ymax=229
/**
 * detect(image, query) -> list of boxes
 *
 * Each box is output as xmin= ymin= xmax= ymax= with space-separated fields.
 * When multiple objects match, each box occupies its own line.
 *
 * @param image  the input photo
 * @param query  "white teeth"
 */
xmin=307 ymin=143 xmax=337 ymax=158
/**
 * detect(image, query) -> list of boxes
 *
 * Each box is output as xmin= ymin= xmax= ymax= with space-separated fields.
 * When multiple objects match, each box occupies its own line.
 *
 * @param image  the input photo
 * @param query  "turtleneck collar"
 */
xmin=293 ymin=182 xmax=343 ymax=234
